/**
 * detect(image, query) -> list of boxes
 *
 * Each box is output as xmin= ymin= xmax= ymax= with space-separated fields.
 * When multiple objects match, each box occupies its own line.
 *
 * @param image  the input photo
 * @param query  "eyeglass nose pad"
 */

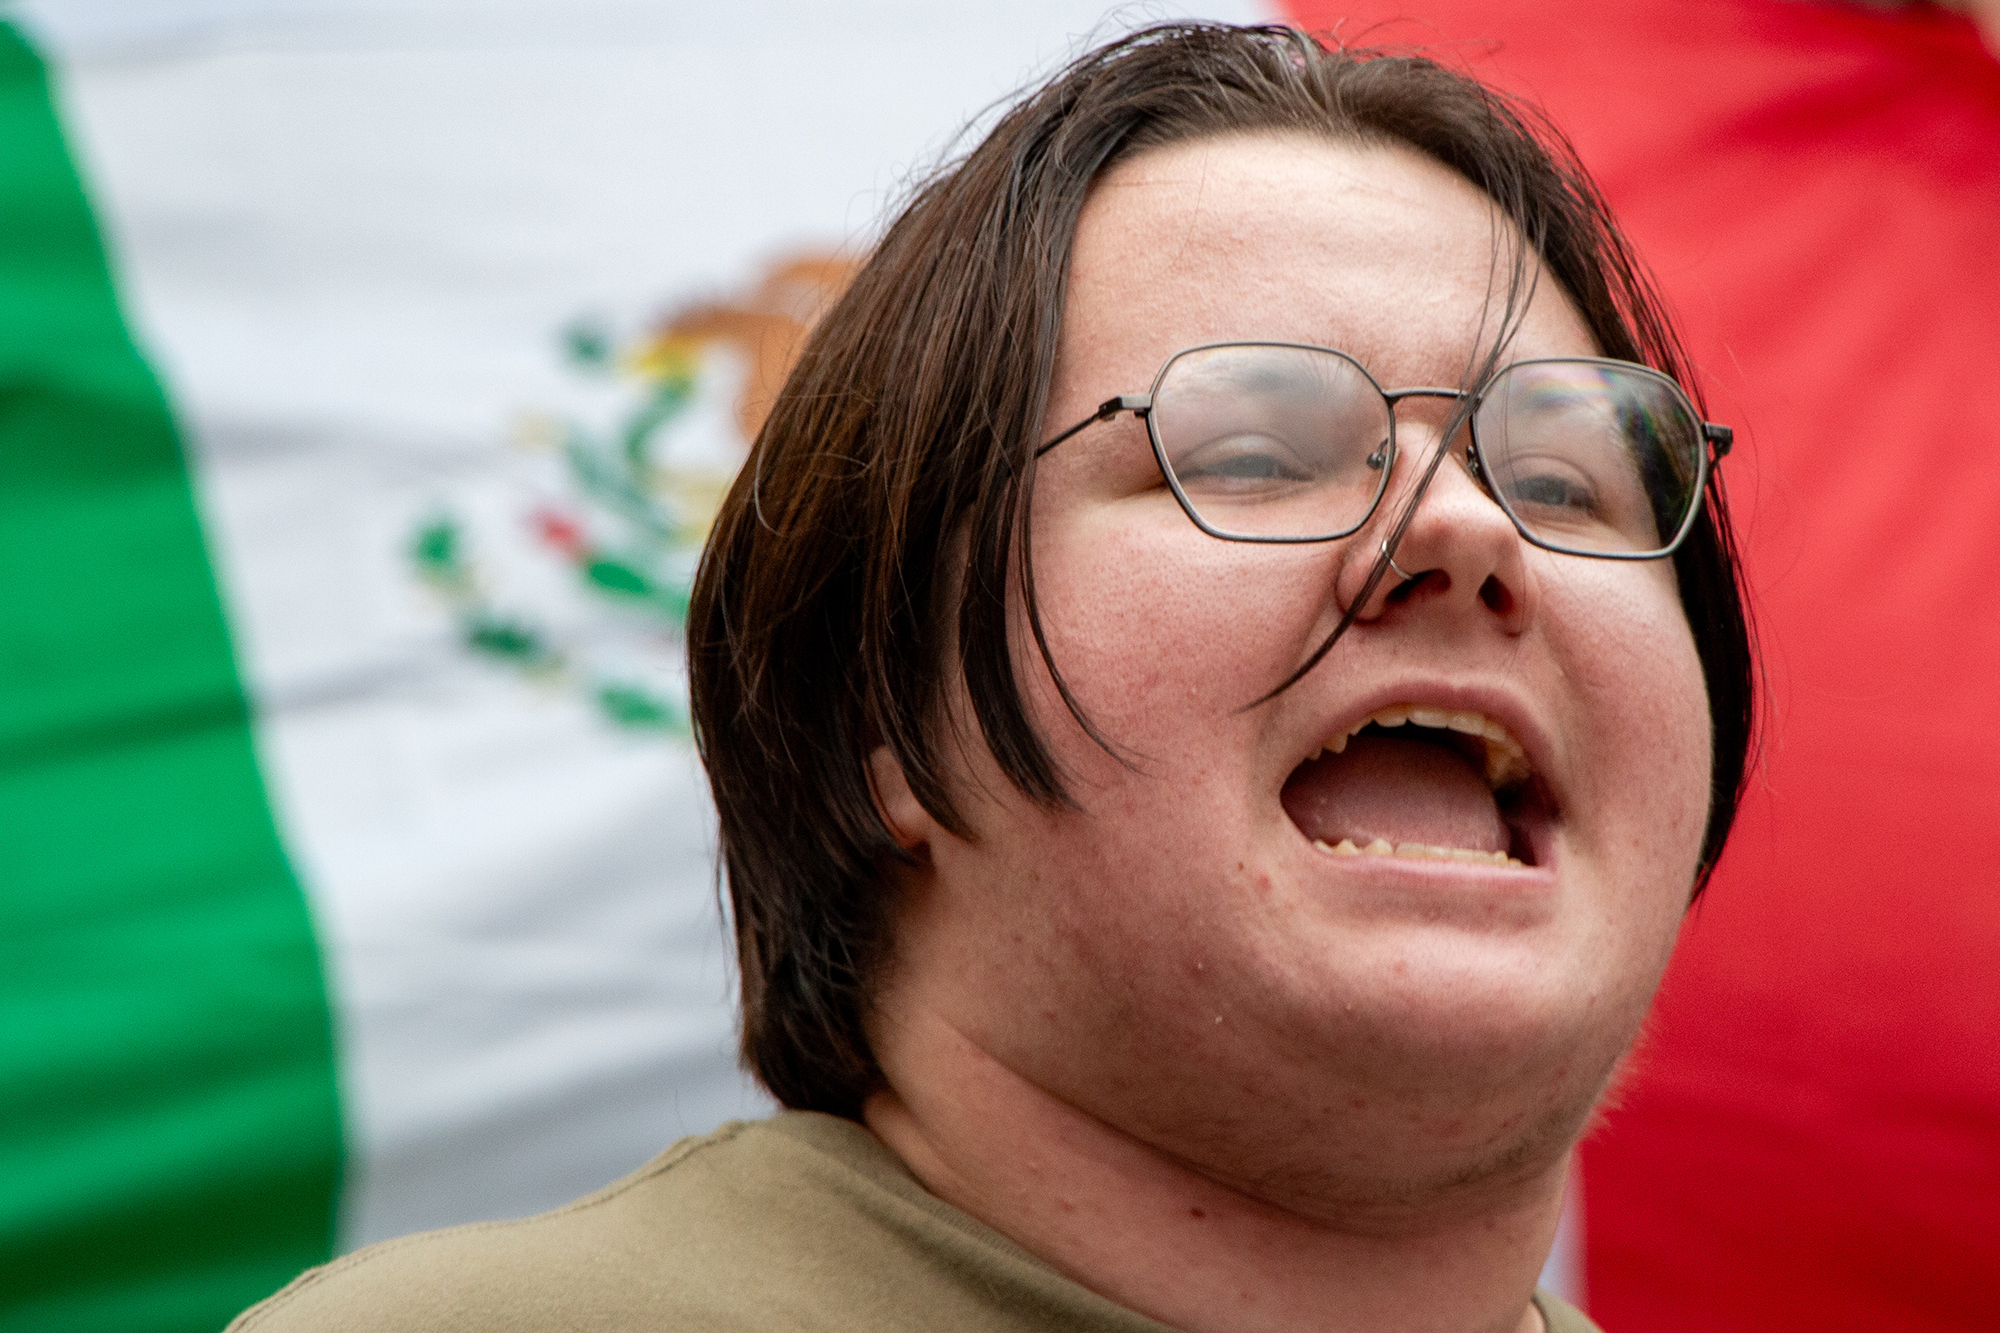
xmin=1460 ymin=438 xmax=1487 ymax=486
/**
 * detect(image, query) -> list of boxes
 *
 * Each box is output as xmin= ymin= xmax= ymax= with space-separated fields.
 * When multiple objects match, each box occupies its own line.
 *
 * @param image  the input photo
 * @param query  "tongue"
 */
xmin=1282 ymin=734 xmax=1508 ymax=854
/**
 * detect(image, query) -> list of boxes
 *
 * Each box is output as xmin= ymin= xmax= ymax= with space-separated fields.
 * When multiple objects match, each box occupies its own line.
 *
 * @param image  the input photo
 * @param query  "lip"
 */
xmin=1281 ymin=676 xmax=1563 ymax=878
xmin=1305 ymin=841 xmax=1557 ymax=889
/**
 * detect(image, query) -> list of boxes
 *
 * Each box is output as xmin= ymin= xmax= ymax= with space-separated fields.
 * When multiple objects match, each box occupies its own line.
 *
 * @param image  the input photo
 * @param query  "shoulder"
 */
xmin=1535 ymin=1290 xmax=1608 ymax=1333
xmin=229 ymin=1112 xmax=1164 ymax=1333
xmin=227 ymin=1117 xmax=834 ymax=1333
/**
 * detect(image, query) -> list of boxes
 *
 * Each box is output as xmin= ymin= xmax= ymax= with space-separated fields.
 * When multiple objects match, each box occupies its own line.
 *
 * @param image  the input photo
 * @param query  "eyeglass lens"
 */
xmin=1150 ymin=344 xmax=1703 ymax=555
xmin=1150 ymin=344 xmax=1393 ymax=541
xmin=1471 ymin=361 xmax=1702 ymax=555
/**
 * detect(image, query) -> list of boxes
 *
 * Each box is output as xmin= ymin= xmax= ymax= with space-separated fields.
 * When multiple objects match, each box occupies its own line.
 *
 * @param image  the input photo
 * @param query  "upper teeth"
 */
xmin=1316 ymin=705 xmax=1531 ymax=789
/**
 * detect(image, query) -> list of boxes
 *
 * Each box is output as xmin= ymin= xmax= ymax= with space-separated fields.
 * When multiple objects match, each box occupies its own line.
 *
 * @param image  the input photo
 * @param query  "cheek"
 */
xmin=1025 ymin=507 xmax=1328 ymax=747
xmin=1546 ymin=562 xmax=1711 ymax=884
xmin=999 ymin=512 xmax=1324 ymax=979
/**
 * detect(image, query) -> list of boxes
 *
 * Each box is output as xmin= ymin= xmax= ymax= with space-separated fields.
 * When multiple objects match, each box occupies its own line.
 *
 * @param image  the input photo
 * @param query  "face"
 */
xmin=871 ymin=134 xmax=1711 ymax=1213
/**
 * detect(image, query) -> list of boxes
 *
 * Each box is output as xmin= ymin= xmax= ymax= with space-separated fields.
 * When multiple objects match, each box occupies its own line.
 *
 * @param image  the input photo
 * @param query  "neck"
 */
xmin=863 ymin=1009 xmax=1562 ymax=1333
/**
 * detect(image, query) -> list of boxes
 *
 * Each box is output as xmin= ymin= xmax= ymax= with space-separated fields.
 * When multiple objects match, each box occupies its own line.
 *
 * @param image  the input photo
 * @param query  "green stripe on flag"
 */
xmin=0 ymin=22 xmax=341 ymax=1333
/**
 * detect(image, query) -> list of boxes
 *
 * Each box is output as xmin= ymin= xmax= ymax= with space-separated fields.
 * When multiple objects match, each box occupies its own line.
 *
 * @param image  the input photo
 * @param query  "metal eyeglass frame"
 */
xmin=1034 ymin=340 xmax=1734 ymax=561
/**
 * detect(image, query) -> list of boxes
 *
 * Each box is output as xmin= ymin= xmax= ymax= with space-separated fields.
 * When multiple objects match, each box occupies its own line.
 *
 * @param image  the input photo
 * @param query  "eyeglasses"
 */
xmin=1035 ymin=341 xmax=1732 ymax=560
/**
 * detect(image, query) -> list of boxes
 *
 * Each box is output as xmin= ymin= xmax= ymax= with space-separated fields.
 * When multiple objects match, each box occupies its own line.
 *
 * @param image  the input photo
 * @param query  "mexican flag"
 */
xmin=24 ymin=3 xmax=1991 ymax=1332
xmin=0 ymin=4 xmax=1268 ymax=1328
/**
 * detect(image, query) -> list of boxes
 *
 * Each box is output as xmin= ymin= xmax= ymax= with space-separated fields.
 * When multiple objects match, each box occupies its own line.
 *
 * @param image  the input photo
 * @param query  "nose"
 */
xmin=1335 ymin=408 xmax=1537 ymax=633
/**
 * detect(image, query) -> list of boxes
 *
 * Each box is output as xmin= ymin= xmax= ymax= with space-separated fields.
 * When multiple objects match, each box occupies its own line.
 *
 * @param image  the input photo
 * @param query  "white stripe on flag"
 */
xmin=28 ymin=0 xmax=1269 ymax=1248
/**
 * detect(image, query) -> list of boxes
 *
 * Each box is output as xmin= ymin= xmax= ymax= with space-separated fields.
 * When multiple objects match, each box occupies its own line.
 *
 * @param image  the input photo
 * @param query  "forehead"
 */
xmin=1056 ymin=133 xmax=1596 ymax=397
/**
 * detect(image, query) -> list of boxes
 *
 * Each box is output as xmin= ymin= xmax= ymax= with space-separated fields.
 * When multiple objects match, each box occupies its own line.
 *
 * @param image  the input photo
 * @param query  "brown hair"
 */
xmin=688 ymin=22 xmax=1755 ymax=1118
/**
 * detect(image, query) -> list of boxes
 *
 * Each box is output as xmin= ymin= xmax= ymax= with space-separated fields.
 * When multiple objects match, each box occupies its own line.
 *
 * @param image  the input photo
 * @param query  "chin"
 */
xmin=1148 ymin=1035 xmax=1608 ymax=1230
xmin=1326 ymin=935 xmax=1646 ymax=1069
xmin=1253 ymin=813 xmax=1685 ymax=1062
xmin=1119 ymin=917 xmax=1661 ymax=1214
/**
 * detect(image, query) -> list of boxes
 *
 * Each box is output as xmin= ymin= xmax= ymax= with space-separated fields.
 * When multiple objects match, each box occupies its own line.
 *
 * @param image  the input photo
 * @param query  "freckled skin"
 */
xmin=866 ymin=134 xmax=1711 ymax=1332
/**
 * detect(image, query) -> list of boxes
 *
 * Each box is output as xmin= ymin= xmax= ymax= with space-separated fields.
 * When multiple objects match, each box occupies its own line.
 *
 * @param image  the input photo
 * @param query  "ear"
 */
xmin=868 ymin=744 xmax=935 ymax=853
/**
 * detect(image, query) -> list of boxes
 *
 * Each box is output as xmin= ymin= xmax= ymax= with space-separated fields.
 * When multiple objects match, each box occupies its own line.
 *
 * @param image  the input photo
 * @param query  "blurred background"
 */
xmin=1 ymin=2 xmax=1993 ymax=1330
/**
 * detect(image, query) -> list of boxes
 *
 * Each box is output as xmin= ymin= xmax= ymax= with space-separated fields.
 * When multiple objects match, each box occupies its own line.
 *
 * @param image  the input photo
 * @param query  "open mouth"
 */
xmin=1279 ymin=704 xmax=1553 ymax=870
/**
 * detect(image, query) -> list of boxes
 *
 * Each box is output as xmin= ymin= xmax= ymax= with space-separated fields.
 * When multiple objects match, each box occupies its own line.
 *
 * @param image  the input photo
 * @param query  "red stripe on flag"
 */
xmin=1274 ymin=3 xmax=2000 ymax=1328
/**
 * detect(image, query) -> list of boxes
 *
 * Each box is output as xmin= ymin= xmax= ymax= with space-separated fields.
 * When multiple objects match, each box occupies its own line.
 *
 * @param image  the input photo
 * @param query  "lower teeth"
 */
xmin=1313 ymin=837 xmax=1522 ymax=868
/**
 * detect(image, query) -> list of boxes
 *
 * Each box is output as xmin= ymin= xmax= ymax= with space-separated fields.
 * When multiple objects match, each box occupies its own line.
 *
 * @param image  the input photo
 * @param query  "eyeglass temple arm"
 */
xmin=1034 ymin=393 xmax=1153 ymax=459
xmin=1703 ymin=422 xmax=1733 ymax=456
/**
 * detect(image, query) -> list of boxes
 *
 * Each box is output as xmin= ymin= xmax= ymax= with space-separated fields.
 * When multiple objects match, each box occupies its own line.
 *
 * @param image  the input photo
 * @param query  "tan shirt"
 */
xmin=229 ymin=1112 xmax=1604 ymax=1333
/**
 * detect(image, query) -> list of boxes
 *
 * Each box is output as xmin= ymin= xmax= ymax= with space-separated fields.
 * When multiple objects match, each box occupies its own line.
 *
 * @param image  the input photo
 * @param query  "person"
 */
xmin=228 ymin=22 xmax=1752 ymax=1333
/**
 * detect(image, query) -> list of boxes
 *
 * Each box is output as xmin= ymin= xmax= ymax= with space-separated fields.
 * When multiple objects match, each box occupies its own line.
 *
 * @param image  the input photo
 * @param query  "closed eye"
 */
xmin=1173 ymin=433 xmax=1317 ymax=491
xmin=1506 ymin=471 xmax=1598 ymax=513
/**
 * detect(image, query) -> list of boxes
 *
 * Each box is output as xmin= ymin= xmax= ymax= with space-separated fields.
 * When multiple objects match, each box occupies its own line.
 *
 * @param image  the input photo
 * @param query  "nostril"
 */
xmin=1386 ymin=569 xmax=1443 ymax=605
xmin=1478 ymin=575 xmax=1512 ymax=614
